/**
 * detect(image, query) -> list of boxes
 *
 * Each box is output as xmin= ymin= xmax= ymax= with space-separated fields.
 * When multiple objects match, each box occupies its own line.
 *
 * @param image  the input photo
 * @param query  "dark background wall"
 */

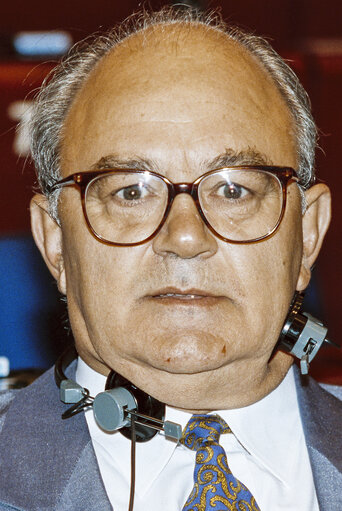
xmin=0 ymin=0 xmax=341 ymax=383
xmin=2 ymin=0 xmax=342 ymax=43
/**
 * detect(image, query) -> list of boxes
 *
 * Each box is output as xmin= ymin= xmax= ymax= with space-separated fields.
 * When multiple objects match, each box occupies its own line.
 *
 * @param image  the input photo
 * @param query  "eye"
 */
xmin=216 ymin=182 xmax=249 ymax=200
xmin=115 ymin=183 xmax=149 ymax=201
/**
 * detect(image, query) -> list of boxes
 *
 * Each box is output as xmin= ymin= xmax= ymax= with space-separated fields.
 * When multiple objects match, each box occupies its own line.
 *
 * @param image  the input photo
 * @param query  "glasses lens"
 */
xmin=85 ymin=171 xmax=168 ymax=244
xmin=198 ymin=169 xmax=283 ymax=242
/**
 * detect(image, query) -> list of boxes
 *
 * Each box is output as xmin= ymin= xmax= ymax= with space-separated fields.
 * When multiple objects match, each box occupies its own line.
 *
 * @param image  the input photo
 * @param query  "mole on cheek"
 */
xmin=221 ymin=345 xmax=226 ymax=354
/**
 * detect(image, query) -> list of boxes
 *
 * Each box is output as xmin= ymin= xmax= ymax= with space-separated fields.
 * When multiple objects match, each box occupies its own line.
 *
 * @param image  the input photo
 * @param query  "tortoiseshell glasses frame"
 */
xmin=49 ymin=165 xmax=299 ymax=246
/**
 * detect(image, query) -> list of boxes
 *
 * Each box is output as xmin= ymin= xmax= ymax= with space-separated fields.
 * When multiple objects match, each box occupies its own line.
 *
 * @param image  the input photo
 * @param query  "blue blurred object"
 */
xmin=13 ymin=31 xmax=72 ymax=57
xmin=0 ymin=235 xmax=68 ymax=370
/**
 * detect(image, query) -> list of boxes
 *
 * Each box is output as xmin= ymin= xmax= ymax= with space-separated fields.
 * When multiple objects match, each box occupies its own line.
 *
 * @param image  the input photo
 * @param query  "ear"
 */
xmin=30 ymin=194 xmax=66 ymax=295
xmin=296 ymin=183 xmax=331 ymax=291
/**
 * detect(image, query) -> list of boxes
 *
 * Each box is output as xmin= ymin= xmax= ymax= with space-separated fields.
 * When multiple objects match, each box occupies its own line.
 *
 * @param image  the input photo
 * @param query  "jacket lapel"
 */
xmin=0 ymin=364 xmax=111 ymax=511
xmin=294 ymin=367 xmax=342 ymax=510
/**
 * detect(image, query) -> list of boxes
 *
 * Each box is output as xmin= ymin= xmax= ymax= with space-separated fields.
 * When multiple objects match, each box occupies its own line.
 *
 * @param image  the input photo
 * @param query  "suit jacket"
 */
xmin=0 ymin=363 xmax=341 ymax=511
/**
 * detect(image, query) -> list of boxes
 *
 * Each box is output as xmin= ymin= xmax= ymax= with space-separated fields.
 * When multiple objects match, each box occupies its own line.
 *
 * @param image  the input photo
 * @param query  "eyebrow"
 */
xmin=205 ymin=148 xmax=272 ymax=168
xmin=91 ymin=148 xmax=272 ymax=173
xmin=91 ymin=156 xmax=157 ymax=171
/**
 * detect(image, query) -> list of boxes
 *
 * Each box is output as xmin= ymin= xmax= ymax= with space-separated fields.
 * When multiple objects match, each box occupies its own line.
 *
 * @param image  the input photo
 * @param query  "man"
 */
xmin=0 ymin=7 xmax=341 ymax=511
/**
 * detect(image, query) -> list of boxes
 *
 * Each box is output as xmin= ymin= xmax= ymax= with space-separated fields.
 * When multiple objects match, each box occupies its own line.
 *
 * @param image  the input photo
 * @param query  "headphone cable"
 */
xmin=128 ymin=416 xmax=136 ymax=511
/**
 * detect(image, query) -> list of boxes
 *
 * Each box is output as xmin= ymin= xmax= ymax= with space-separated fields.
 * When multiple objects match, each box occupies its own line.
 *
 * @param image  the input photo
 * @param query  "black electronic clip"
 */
xmin=278 ymin=293 xmax=340 ymax=374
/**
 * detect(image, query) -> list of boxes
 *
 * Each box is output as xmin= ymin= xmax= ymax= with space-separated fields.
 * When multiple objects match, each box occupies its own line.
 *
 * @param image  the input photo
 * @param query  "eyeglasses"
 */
xmin=49 ymin=166 xmax=298 ymax=246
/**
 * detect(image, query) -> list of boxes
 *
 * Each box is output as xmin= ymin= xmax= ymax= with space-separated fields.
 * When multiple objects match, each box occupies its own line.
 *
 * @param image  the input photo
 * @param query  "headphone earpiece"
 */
xmin=103 ymin=371 xmax=165 ymax=441
xmin=277 ymin=292 xmax=339 ymax=374
xmin=54 ymin=347 xmax=181 ymax=442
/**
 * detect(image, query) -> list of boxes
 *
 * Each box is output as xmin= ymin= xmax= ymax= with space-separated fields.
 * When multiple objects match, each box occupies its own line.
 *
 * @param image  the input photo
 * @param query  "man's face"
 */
xmin=42 ymin=27 xmax=313 ymax=409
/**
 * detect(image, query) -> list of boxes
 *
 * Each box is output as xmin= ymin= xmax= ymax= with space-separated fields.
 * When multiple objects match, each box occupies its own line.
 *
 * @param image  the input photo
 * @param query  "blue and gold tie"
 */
xmin=180 ymin=414 xmax=261 ymax=511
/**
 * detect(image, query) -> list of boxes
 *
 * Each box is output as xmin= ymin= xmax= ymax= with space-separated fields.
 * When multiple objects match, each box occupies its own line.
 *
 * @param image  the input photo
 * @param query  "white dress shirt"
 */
xmin=76 ymin=360 xmax=319 ymax=511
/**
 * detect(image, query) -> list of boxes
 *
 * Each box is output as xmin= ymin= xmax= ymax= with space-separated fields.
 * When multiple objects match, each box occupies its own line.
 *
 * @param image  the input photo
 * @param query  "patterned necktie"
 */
xmin=180 ymin=414 xmax=261 ymax=511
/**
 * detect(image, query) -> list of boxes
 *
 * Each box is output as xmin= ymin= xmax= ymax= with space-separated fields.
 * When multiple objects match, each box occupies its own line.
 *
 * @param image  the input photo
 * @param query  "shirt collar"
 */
xmin=76 ymin=358 xmax=301 ymax=487
xmin=219 ymin=365 xmax=302 ymax=484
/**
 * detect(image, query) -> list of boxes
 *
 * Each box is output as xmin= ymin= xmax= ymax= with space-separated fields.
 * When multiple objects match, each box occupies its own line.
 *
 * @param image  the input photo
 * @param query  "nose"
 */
xmin=152 ymin=194 xmax=218 ymax=259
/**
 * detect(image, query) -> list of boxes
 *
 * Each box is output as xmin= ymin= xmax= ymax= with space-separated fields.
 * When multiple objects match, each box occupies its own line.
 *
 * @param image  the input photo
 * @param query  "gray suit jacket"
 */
xmin=0 ymin=364 xmax=341 ymax=511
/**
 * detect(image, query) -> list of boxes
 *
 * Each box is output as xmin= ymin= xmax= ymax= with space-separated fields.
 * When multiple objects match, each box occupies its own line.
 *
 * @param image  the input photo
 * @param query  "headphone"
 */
xmin=54 ymin=345 xmax=182 ymax=442
xmin=276 ymin=292 xmax=339 ymax=374
xmin=55 ymin=292 xmax=339 ymax=438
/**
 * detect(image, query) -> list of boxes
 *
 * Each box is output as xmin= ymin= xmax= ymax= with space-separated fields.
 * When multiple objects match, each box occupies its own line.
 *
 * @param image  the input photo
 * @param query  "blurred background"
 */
xmin=0 ymin=0 xmax=341 ymax=385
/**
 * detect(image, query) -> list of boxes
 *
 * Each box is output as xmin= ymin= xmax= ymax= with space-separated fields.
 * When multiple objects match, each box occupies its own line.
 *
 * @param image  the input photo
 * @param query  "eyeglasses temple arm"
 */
xmin=48 ymin=178 xmax=76 ymax=193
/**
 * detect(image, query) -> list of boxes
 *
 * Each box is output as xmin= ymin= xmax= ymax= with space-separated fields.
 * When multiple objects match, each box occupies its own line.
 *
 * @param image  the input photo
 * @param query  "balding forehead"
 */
xmin=71 ymin=21 xmax=284 ymax=116
xmin=61 ymin=17 xmax=296 ymax=178
xmin=93 ymin=22 xmax=263 ymax=79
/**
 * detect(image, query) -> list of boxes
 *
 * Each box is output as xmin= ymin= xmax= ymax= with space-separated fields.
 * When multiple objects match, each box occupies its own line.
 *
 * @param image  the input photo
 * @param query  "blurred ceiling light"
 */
xmin=13 ymin=30 xmax=72 ymax=58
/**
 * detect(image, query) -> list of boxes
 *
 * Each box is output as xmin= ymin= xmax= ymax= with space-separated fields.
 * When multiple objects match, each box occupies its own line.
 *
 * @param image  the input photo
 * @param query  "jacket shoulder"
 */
xmin=0 ymin=364 xmax=110 ymax=511
xmin=0 ymin=390 xmax=17 ymax=433
xmin=320 ymin=383 xmax=342 ymax=401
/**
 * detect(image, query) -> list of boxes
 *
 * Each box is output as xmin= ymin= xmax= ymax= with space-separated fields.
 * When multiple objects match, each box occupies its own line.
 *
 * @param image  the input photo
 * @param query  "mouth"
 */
xmin=146 ymin=287 xmax=226 ymax=306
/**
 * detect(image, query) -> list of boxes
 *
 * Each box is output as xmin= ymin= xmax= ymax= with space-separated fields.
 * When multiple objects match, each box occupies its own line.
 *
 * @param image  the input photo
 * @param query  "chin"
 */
xmin=143 ymin=351 xmax=230 ymax=375
xmin=155 ymin=360 xmax=224 ymax=374
xmin=132 ymin=330 xmax=241 ymax=374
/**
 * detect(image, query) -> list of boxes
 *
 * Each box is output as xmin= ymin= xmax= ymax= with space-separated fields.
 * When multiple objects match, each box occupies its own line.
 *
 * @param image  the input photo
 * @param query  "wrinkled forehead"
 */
xmin=61 ymin=23 xmax=296 ymax=174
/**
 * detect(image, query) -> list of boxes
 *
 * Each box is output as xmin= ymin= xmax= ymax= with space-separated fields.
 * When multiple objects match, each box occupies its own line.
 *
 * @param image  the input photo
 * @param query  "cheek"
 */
xmin=62 ymin=240 xmax=145 ymax=368
xmin=60 ymin=196 xmax=134 ymax=306
xmin=59 ymin=203 xmax=138 ymax=343
xmin=225 ymin=209 xmax=303 ymax=337
xmin=64 ymin=243 xmax=133 ymax=314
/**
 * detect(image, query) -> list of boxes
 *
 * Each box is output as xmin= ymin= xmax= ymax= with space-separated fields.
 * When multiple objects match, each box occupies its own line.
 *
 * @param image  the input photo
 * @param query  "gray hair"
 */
xmin=29 ymin=6 xmax=317 ymax=218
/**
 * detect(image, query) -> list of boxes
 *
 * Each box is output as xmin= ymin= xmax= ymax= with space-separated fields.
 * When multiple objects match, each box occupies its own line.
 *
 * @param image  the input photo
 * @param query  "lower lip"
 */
xmin=148 ymin=294 xmax=224 ymax=306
